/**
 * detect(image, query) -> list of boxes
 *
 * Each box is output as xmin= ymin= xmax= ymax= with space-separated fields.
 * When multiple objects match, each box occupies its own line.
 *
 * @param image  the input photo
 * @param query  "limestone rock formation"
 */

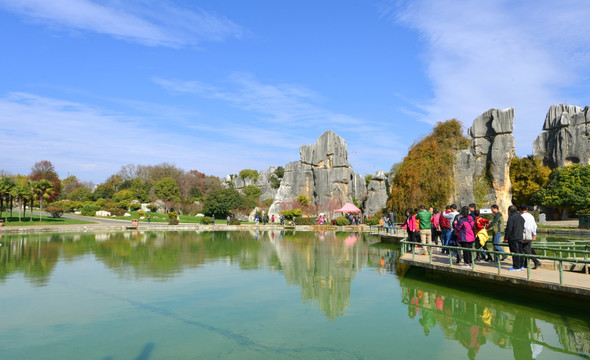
xmin=224 ymin=167 xmax=278 ymax=201
xmin=268 ymin=130 xmax=368 ymax=216
xmin=533 ymin=104 xmax=590 ymax=168
xmin=452 ymin=108 xmax=515 ymax=211
xmin=364 ymin=171 xmax=388 ymax=216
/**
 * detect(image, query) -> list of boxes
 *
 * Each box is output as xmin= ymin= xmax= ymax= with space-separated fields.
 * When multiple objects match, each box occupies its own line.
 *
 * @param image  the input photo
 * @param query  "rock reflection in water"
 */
xmin=0 ymin=230 xmax=392 ymax=319
xmin=400 ymin=275 xmax=590 ymax=359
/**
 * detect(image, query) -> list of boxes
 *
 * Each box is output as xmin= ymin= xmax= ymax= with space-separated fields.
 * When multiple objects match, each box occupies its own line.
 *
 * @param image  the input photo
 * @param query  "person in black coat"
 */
xmin=504 ymin=205 xmax=525 ymax=270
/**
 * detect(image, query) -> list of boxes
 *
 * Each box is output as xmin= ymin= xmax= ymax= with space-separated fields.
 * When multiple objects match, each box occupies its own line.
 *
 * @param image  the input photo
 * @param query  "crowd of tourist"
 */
xmin=400 ymin=203 xmax=539 ymax=270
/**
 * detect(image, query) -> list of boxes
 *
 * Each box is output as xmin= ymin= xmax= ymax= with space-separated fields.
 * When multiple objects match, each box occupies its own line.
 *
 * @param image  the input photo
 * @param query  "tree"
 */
xmin=388 ymin=120 xmax=470 ymax=214
xmin=13 ymin=184 xmax=31 ymax=222
xmin=243 ymin=185 xmax=262 ymax=200
xmin=509 ymin=156 xmax=551 ymax=205
xmin=60 ymin=175 xmax=84 ymax=199
xmin=154 ymin=177 xmax=181 ymax=211
xmin=29 ymin=160 xmax=61 ymax=201
xmin=534 ymin=164 xmax=590 ymax=217
xmin=239 ymin=169 xmax=259 ymax=182
xmin=203 ymin=188 xmax=245 ymax=218
xmin=0 ymin=177 xmax=16 ymax=220
xmin=274 ymin=166 xmax=285 ymax=179
xmin=68 ymin=187 xmax=92 ymax=202
xmin=30 ymin=179 xmax=54 ymax=221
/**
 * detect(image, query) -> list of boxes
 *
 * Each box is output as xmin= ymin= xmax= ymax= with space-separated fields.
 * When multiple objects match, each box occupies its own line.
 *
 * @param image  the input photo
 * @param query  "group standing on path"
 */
xmin=401 ymin=202 xmax=541 ymax=271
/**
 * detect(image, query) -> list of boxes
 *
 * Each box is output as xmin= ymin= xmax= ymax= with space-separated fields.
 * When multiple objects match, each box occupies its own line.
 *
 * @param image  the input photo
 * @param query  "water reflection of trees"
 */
xmin=400 ymin=276 xmax=590 ymax=359
xmin=0 ymin=231 xmax=395 ymax=319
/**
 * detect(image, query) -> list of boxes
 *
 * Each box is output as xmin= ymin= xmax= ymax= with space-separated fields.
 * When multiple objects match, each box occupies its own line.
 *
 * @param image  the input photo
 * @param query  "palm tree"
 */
xmin=31 ymin=179 xmax=54 ymax=222
xmin=0 ymin=177 xmax=16 ymax=221
xmin=13 ymin=184 xmax=31 ymax=222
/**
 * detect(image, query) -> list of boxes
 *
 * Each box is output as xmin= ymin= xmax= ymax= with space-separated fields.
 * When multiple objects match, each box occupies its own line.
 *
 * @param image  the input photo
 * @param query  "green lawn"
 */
xmin=0 ymin=215 xmax=95 ymax=227
xmin=112 ymin=211 xmax=203 ymax=224
xmin=111 ymin=212 xmax=254 ymax=225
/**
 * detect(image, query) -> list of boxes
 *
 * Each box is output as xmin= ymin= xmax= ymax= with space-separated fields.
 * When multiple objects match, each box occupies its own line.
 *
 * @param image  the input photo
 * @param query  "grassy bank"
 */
xmin=0 ymin=215 xmax=95 ymax=227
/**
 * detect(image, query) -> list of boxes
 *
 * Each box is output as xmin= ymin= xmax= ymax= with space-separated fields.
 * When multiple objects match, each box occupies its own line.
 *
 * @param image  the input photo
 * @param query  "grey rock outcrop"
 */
xmin=533 ymin=104 xmax=590 ymax=168
xmin=364 ymin=171 xmax=388 ymax=216
xmin=452 ymin=108 xmax=515 ymax=212
xmin=224 ymin=167 xmax=278 ymax=201
xmin=269 ymin=131 xmax=369 ymax=216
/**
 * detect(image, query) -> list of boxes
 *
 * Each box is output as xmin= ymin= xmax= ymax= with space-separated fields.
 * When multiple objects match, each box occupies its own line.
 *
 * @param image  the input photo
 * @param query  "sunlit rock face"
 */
xmin=365 ymin=171 xmax=388 ymax=216
xmin=533 ymin=104 xmax=590 ymax=169
xmin=269 ymin=130 xmax=371 ymax=216
xmin=452 ymin=108 xmax=515 ymax=212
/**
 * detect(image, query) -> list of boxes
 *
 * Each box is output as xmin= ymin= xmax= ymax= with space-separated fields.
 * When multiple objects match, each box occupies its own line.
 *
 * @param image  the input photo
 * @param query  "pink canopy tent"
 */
xmin=334 ymin=202 xmax=361 ymax=213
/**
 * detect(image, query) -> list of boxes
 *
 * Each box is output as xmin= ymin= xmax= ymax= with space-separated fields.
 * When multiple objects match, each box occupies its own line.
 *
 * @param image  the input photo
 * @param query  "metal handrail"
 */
xmin=400 ymin=240 xmax=590 ymax=284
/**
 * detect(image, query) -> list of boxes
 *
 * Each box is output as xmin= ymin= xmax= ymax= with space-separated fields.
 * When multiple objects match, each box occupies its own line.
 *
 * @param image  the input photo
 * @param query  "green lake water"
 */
xmin=0 ymin=230 xmax=589 ymax=359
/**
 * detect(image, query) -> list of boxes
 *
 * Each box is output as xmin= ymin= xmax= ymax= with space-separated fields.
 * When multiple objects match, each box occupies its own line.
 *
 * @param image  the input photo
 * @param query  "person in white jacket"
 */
xmin=520 ymin=204 xmax=541 ymax=269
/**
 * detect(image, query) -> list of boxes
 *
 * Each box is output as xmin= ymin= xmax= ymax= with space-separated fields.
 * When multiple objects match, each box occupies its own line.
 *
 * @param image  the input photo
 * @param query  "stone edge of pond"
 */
xmin=537 ymin=228 xmax=590 ymax=235
xmin=0 ymin=224 xmax=372 ymax=234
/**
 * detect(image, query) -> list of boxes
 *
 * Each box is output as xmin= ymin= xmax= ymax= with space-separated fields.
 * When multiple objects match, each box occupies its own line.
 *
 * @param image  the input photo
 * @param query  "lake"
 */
xmin=0 ymin=230 xmax=588 ymax=359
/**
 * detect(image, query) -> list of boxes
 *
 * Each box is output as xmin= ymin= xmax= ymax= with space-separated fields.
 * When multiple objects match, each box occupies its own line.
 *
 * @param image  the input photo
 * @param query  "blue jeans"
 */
xmin=493 ymin=232 xmax=505 ymax=260
xmin=441 ymin=228 xmax=452 ymax=254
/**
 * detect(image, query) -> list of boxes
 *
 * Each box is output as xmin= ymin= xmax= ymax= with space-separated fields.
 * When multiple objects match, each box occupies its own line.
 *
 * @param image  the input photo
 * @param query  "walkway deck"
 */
xmin=398 ymin=251 xmax=590 ymax=299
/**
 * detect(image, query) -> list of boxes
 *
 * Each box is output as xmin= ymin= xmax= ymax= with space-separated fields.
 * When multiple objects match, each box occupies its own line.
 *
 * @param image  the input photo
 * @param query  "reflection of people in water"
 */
xmin=511 ymin=312 xmax=535 ymax=360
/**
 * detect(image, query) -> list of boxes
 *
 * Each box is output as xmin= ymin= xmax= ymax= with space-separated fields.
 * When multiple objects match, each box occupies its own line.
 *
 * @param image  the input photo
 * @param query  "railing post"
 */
xmin=559 ymin=261 xmax=563 ymax=285
xmin=497 ymin=256 xmax=501 ymax=275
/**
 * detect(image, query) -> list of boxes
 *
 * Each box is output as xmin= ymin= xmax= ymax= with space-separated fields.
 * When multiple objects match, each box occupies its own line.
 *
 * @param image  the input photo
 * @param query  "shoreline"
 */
xmin=0 ymin=223 xmax=372 ymax=234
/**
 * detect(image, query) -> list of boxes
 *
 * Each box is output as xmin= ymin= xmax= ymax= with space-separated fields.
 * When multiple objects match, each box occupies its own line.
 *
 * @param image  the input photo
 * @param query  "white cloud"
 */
xmin=154 ymin=73 xmax=407 ymax=175
xmin=155 ymin=73 xmax=363 ymax=127
xmin=385 ymin=0 xmax=590 ymax=155
xmin=0 ymin=0 xmax=242 ymax=47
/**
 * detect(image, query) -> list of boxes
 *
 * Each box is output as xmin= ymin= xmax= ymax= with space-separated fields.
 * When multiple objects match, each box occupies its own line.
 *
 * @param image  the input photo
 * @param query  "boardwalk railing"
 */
xmin=400 ymin=240 xmax=590 ymax=285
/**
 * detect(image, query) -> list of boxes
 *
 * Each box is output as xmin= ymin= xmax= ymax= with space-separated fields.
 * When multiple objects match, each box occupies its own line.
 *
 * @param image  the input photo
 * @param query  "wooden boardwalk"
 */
xmin=398 ymin=251 xmax=590 ymax=299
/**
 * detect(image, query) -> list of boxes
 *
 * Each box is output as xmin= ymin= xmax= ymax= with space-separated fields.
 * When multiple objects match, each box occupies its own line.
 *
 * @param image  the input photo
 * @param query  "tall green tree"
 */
xmin=154 ymin=177 xmax=181 ymax=211
xmin=203 ymin=188 xmax=245 ymax=217
xmin=13 ymin=184 xmax=31 ymax=222
xmin=0 ymin=177 xmax=16 ymax=220
xmin=533 ymin=164 xmax=590 ymax=217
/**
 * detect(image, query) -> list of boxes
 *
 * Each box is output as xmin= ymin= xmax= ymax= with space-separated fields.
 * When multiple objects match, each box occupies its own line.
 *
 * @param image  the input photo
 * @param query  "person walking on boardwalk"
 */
xmin=505 ymin=205 xmax=525 ymax=271
xmin=430 ymin=208 xmax=441 ymax=246
xmin=439 ymin=205 xmax=453 ymax=254
xmin=520 ymin=204 xmax=542 ymax=269
xmin=416 ymin=205 xmax=433 ymax=255
xmin=442 ymin=204 xmax=460 ymax=261
xmin=401 ymin=209 xmax=419 ymax=251
xmin=474 ymin=210 xmax=493 ymax=262
xmin=455 ymin=206 xmax=475 ymax=268
xmin=489 ymin=205 xmax=508 ymax=262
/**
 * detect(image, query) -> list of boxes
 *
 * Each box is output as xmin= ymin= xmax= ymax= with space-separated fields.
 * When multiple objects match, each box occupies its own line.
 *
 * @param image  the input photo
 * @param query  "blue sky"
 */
xmin=1 ymin=0 xmax=589 ymax=183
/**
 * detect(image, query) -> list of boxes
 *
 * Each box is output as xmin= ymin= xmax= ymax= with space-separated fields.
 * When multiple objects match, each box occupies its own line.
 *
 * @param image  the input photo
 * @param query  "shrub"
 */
xmin=168 ymin=211 xmax=178 ymax=220
xmin=129 ymin=202 xmax=142 ymax=211
xmin=46 ymin=205 xmax=64 ymax=218
xmin=80 ymin=203 xmax=98 ymax=216
xmin=51 ymin=200 xmax=78 ymax=213
xmin=147 ymin=204 xmax=158 ymax=212
xmin=137 ymin=210 xmax=146 ymax=217
xmin=364 ymin=217 xmax=379 ymax=226
xmin=168 ymin=217 xmax=179 ymax=225
xmin=201 ymin=216 xmax=213 ymax=225
xmin=294 ymin=217 xmax=316 ymax=225
xmin=107 ymin=208 xmax=126 ymax=216
xmin=335 ymin=216 xmax=350 ymax=226
xmin=280 ymin=209 xmax=302 ymax=221
xmin=228 ymin=218 xmax=241 ymax=225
